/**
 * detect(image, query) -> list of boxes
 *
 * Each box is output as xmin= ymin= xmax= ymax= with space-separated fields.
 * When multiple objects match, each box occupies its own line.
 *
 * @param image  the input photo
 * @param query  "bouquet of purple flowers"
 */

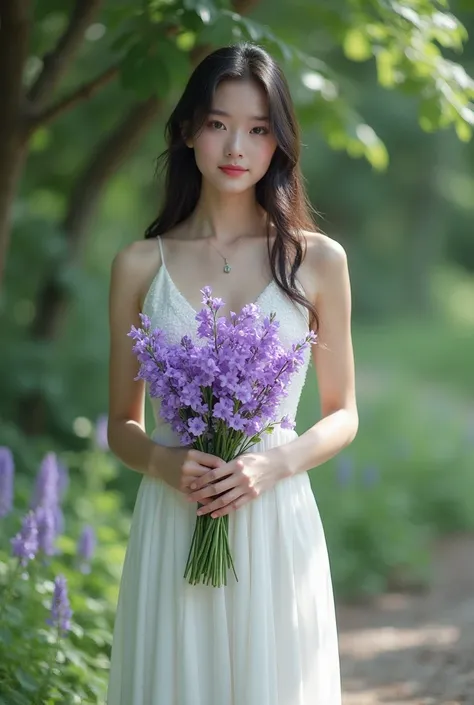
xmin=129 ymin=286 xmax=316 ymax=587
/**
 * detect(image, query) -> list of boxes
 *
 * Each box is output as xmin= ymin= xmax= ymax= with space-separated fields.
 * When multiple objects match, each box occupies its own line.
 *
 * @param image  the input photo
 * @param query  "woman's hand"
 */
xmin=157 ymin=447 xmax=226 ymax=502
xmin=185 ymin=450 xmax=289 ymax=518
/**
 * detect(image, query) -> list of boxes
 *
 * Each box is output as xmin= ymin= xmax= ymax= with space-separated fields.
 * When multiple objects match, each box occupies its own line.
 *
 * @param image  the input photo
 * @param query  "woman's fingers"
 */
xmin=187 ymin=449 xmax=225 ymax=468
xmin=197 ymin=489 xmax=246 ymax=518
xmin=186 ymin=474 xmax=237 ymax=503
xmin=189 ymin=459 xmax=243 ymax=492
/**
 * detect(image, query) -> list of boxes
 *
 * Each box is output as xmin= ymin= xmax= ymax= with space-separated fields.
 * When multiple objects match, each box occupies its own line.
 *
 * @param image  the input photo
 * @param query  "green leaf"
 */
xmin=110 ymin=30 xmax=137 ymax=54
xmin=4 ymin=691 xmax=31 ymax=705
xmin=343 ymin=28 xmax=372 ymax=62
xmin=419 ymin=96 xmax=443 ymax=132
xmin=120 ymin=42 xmax=170 ymax=99
xmin=0 ymin=627 xmax=12 ymax=646
xmin=4 ymin=605 xmax=23 ymax=626
xmin=14 ymin=668 xmax=38 ymax=693
xmin=455 ymin=120 xmax=472 ymax=143
xmin=183 ymin=0 xmax=220 ymax=24
xmin=376 ymin=50 xmax=399 ymax=88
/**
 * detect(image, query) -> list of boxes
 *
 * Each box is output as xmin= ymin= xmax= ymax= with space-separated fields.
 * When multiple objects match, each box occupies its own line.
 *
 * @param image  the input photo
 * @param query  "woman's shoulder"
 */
xmin=112 ymin=237 xmax=161 ymax=271
xmin=298 ymin=230 xmax=348 ymax=300
xmin=301 ymin=230 xmax=347 ymax=268
xmin=110 ymin=238 xmax=163 ymax=303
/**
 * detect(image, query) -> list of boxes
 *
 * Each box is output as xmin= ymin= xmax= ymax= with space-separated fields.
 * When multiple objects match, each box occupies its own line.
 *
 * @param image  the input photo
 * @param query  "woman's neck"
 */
xmin=188 ymin=184 xmax=267 ymax=246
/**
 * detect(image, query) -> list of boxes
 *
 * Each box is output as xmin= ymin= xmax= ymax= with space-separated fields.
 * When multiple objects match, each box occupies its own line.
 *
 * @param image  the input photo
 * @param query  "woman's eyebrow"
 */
xmin=209 ymin=108 xmax=269 ymax=121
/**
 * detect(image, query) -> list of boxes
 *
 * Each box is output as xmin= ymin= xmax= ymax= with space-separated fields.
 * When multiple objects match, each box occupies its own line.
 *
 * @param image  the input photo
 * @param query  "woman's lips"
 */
xmin=218 ymin=166 xmax=248 ymax=177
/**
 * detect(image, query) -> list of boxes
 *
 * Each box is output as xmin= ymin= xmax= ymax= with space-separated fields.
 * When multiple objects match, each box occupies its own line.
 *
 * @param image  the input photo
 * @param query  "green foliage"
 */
xmin=297 ymin=317 xmax=474 ymax=599
xmin=29 ymin=0 xmax=474 ymax=166
xmin=0 ymin=444 xmax=130 ymax=702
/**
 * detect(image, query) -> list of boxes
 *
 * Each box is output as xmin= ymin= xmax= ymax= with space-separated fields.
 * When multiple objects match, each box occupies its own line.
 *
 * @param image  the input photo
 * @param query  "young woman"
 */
xmin=106 ymin=42 xmax=358 ymax=705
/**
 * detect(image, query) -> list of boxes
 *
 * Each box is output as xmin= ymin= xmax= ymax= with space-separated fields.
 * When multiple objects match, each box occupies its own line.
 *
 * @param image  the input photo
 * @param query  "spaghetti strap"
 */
xmin=156 ymin=235 xmax=165 ymax=267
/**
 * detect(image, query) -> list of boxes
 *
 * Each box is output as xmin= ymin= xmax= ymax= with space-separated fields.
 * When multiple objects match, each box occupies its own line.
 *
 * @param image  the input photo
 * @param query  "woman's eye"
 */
xmin=209 ymin=120 xmax=225 ymax=130
xmin=251 ymin=126 xmax=269 ymax=135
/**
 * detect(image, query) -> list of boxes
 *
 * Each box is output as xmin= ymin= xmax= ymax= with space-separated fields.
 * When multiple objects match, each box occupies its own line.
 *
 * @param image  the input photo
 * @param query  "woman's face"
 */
xmin=189 ymin=79 xmax=278 ymax=194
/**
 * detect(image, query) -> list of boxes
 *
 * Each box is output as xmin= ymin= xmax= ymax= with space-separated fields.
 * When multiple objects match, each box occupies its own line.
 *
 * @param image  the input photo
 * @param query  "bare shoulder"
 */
xmin=111 ymin=238 xmax=162 ymax=307
xmin=112 ymin=238 xmax=160 ymax=277
xmin=298 ymin=231 xmax=348 ymax=302
xmin=302 ymin=230 xmax=347 ymax=273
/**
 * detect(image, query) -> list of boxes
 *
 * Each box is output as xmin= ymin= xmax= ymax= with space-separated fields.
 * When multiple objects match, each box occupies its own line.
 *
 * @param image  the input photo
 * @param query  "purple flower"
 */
xmin=212 ymin=396 xmax=234 ymax=422
xmin=336 ymin=455 xmax=353 ymax=487
xmin=11 ymin=511 xmax=39 ymax=566
xmin=31 ymin=452 xmax=59 ymax=511
xmin=35 ymin=506 xmax=56 ymax=556
xmin=362 ymin=465 xmax=379 ymax=488
xmin=78 ymin=525 xmax=96 ymax=573
xmin=0 ymin=446 xmax=14 ymax=518
xmin=57 ymin=461 xmax=69 ymax=500
xmin=280 ymin=415 xmax=295 ymax=430
xmin=128 ymin=285 xmax=317 ymax=459
xmin=188 ymin=417 xmax=207 ymax=437
xmin=95 ymin=414 xmax=109 ymax=451
xmin=53 ymin=505 xmax=65 ymax=536
xmin=31 ymin=452 xmax=64 ymax=555
xmin=47 ymin=575 xmax=73 ymax=634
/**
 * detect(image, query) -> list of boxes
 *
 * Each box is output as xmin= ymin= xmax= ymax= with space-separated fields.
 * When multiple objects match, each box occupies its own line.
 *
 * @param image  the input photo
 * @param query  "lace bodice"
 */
xmin=142 ymin=237 xmax=312 ymax=444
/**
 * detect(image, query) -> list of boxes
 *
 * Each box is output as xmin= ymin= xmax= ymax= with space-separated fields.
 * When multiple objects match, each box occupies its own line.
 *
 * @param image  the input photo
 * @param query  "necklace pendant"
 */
xmin=223 ymin=261 xmax=231 ymax=274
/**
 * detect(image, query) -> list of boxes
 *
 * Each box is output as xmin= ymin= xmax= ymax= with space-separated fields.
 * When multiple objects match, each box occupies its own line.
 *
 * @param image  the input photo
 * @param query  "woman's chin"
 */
xmin=203 ymin=174 xmax=257 ymax=195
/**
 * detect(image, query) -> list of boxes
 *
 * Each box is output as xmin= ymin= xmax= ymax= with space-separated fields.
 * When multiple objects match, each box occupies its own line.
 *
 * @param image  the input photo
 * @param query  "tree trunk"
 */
xmin=0 ymin=1 xmax=30 ymax=288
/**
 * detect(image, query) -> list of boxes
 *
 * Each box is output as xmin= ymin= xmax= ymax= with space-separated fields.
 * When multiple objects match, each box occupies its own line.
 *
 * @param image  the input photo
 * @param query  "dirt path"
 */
xmin=337 ymin=534 xmax=474 ymax=704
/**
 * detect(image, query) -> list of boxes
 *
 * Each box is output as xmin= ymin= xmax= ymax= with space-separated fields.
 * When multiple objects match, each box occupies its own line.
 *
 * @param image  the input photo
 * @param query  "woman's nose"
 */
xmin=225 ymin=132 xmax=244 ymax=158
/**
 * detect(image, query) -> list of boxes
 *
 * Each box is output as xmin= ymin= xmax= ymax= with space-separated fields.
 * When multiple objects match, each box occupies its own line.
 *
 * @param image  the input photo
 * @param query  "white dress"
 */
xmin=107 ymin=237 xmax=341 ymax=705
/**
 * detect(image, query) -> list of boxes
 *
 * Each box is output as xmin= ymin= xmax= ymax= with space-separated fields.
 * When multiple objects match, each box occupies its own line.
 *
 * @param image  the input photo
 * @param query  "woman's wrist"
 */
xmin=148 ymin=441 xmax=170 ymax=479
xmin=265 ymin=444 xmax=294 ymax=482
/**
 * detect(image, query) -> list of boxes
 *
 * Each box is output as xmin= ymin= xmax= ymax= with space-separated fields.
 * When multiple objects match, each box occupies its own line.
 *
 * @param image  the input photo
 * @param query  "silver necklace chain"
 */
xmin=207 ymin=239 xmax=233 ymax=274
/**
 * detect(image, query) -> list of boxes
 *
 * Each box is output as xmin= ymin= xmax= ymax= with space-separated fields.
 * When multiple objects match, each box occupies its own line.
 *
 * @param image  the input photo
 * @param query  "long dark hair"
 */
xmin=145 ymin=42 xmax=319 ymax=327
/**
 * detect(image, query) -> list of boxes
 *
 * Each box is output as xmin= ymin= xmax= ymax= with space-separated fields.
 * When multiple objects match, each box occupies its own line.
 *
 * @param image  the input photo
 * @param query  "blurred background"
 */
xmin=0 ymin=0 xmax=473 ymax=702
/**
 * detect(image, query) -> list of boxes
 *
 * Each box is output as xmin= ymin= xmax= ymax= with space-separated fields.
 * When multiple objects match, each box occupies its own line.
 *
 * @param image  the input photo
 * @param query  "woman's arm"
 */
xmin=274 ymin=234 xmax=358 ymax=477
xmin=107 ymin=241 xmax=225 ymax=491
xmin=107 ymin=242 xmax=167 ymax=476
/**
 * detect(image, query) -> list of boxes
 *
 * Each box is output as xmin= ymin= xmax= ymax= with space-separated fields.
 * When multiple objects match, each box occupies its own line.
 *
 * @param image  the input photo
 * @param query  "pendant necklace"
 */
xmin=207 ymin=239 xmax=232 ymax=274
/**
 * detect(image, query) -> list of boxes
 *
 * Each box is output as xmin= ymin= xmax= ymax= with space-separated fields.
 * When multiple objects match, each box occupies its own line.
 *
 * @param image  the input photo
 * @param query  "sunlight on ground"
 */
xmin=339 ymin=624 xmax=460 ymax=660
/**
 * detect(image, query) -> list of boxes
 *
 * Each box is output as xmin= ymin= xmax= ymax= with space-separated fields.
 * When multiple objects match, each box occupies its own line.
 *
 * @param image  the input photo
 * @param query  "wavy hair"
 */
xmin=145 ymin=42 xmax=318 ymax=327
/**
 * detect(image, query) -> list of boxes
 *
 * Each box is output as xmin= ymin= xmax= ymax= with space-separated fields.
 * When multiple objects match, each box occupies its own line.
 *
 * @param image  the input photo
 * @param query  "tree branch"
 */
xmin=27 ymin=0 xmax=103 ymax=108
xmin=26 ymin=65 xmax=119 ymax=133
xmin=232 ymin=0 xmax=261 ymax=14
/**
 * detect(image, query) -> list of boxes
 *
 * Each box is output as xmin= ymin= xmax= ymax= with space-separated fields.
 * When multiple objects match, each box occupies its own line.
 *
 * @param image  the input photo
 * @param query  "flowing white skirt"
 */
xmin=106 ymin=428 xmax=341 ymax=705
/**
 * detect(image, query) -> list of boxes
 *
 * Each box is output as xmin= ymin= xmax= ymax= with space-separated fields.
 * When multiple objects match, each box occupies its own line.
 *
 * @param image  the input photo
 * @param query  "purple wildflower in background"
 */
xmin=362 ymin=465 xmax=379 ymax=488
xmin=47 ymin=575 xmax=73 ymax=634
xmin=30 ymin=452 xmax=62 ymax=555
xmin=335 ymin=455 xmax=354 ymax=487
xmin=11 ymin=511 xmax=39 ymax=566
xmin=57 ymin=460 xmax=69 ymax=500
xmin=95 ymin=414 xmax=109 ymax=450
xmin=31 ymin=452 xmax=59 ymax=511
xmin=77 ymin=525 xmax=96 ymax=574
xmin=35 ymin=506 xmax=57 ymax=556
xmin=0 ymin=446 xmax=14 ymax=518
